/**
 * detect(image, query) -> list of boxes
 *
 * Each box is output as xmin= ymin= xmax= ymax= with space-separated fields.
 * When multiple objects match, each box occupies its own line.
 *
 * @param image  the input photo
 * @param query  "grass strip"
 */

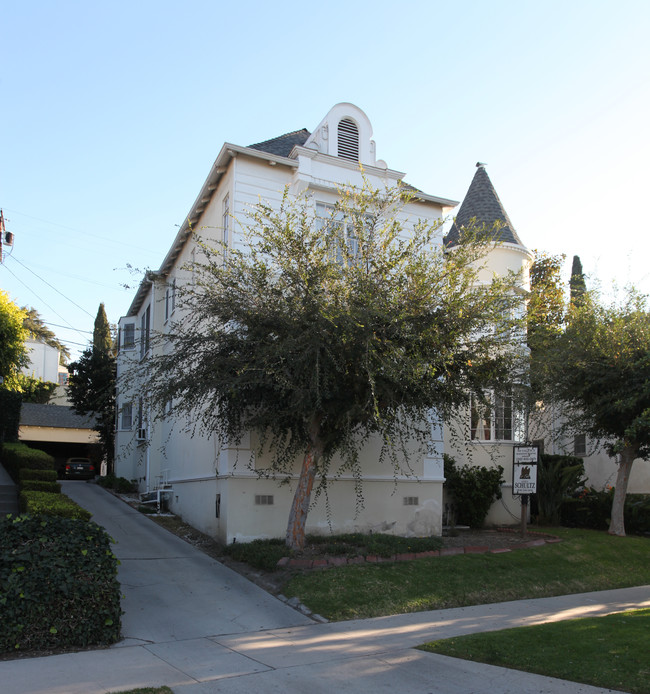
xmin=283 ymin=528 xmax=650 ymax=620
xmin=419 ymin=608 xmax=650 ymax=694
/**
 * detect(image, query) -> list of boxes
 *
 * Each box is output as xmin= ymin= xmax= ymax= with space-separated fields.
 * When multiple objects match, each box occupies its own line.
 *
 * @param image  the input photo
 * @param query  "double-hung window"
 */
xmin=122 ymin=323 xmax=135 ymax=350
xmin=120 ymin=403 xmax=133 ymax=430
xmin=315 ymin=202 xmax=360 ymax=263
xmin=470 ymin=392 xmax=525 ymax=442
xmin=222 ymin=194 xmax=230 ymax=264
xmin=140 ymin=305 xmax=151 ymax=359
xmin=165 ymin=279 xmax=176 ymax=321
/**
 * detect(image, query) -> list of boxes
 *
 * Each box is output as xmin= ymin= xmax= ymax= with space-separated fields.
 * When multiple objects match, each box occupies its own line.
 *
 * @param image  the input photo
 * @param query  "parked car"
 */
xmin=64 ymin=457 xmax=96 ymax=480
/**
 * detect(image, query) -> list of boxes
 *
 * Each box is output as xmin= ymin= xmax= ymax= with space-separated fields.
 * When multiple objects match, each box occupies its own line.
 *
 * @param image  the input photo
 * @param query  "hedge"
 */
xmin=19 ymin=491 xmax=91 ymax=521
xmin=0 ymin=515 xmax=121 ymax=652
xmin=561 ymin=488 xmax=650 ymax=535
xmin=2 ymin=443 xmax=55 ymax=482
xmin=18 ymin=468 xmax=57 ymax=483
xmin=20 ymin=480 xmax=61 ymax=494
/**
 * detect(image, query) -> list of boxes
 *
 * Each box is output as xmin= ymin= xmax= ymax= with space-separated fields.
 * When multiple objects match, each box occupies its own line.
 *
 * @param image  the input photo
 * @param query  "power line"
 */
xmin=1 ymin=206 xmax=160 ymax=256
xmin=7 ymin=255 xmax=94 ymax=318
xmin=1 ymin=263 xmax=90 ymax=343
xmin=42 ymin=321 xmax=93 ymax=334
xmin=9 ymin=254 xmax=126 ymax=291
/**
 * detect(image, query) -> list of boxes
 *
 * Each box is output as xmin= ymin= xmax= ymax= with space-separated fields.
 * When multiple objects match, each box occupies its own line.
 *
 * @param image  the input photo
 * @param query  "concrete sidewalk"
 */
xmin=2 ymin=585 xmax=648 ymax=693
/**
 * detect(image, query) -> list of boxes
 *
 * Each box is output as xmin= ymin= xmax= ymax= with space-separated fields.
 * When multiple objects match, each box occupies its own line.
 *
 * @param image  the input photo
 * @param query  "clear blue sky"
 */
xmin=1 ymin=0 xmax=648 ymax=360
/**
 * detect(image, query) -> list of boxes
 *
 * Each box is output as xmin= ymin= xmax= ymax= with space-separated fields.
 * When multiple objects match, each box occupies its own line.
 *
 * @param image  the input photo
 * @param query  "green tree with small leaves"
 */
xmin=541 ymin=287 xmax=650 ymax=535
xmin=68 ymin=303 xmax=116 ymax=471
xmin=137 ymin=182 xmax=527 ymax=550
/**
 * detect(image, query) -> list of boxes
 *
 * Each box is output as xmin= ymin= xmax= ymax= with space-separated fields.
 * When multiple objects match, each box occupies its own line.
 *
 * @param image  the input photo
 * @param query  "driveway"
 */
xmin=61 ymin=480 xmax=314 ymax=645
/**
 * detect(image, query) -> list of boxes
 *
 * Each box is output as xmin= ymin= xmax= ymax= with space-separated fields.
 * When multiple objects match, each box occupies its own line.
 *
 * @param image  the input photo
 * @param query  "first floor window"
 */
xmin=574 ymin=434 xmax=587 ymax=457
xmin=470 ymin=392 xmax=525 ymax=442
xmin=120 ymin=403 xmax=133 ymax=430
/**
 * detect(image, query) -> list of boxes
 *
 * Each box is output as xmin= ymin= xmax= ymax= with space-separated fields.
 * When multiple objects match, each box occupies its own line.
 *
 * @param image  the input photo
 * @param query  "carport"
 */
xmin=19 ymin=402 xmax=101 ymax=476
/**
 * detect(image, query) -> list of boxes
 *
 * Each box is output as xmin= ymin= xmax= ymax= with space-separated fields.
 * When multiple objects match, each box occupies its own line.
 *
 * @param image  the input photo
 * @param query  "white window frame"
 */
xmin=165 ymin=279 xmax=176 ymax=322
xmin=222 ymin=194 xmax=230 ymax=264
xmin=470 ymin=392 xmax=525 ymax=443
xmin=122 ymin=323 xmax=135 ymax=350
xmin=315 ymin=202 xmax=360 ymax=264
xmin=120 ymin=403 xmax=133 ymax=430
xmin=140 ymin=305 xmax=151 ymax=360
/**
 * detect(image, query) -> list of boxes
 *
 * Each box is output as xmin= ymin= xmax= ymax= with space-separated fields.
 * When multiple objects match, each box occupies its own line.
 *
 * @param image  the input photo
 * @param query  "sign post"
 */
xmin=513 ymin=445 xmax=539 ymax=538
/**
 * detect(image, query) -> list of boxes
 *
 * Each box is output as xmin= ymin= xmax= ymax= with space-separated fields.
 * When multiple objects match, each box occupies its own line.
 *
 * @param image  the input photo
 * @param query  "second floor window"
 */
xmin=316 ymin=202 xmax=360 ymax=264
xmin=165 ymin=279 xmax=176 ymax=321
xmin=140 ymin=305 xmax=150 ymax=359
xmin=222 ymin=194 xmax=230 ymax=263
xmin=122 ymin=323 xmax=135 ymax=350
xmin=470 ymin=392 xmax=525 ymax=442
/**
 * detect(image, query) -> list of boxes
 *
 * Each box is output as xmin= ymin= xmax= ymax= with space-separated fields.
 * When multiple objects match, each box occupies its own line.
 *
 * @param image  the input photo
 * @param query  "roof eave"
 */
xmin=125 ymin=144 xmax=298 ymax=317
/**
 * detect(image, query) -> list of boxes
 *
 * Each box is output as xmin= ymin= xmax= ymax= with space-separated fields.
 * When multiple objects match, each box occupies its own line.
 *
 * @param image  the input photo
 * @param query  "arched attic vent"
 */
xmin=337 ymin=118 xmax=359 ymax=161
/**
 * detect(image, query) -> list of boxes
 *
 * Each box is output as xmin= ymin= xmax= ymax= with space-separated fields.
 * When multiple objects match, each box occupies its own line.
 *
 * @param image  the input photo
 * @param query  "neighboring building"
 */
xmin=21 ymin=337 xmax=70 ymax=404
xmin=114 ymin=103 xmax=532 ymax=542
xmin=533 ymin=424 xmax=650 ymax=496
xmin=19 ymin=402 xmax=100 ymax=476
xmin=22 ymin=338 xmax=60 ymax=383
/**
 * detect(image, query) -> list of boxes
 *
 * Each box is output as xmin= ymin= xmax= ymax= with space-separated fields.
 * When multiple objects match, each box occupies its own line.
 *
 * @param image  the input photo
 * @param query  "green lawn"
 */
xmin=420 ymin=608 xmax=650 ymax=694
xmin=283 ymin=528 xmax=650 ymax=621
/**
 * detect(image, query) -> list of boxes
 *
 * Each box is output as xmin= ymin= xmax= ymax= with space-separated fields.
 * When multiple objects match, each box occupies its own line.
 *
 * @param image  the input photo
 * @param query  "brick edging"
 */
xmin=276 ymin=531 xmax=561 ymax=570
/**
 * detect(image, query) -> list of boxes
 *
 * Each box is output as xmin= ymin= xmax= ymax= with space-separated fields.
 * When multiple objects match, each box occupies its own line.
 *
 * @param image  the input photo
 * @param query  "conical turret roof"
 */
xmin=445 ymin=164 xmax=525 ymax=248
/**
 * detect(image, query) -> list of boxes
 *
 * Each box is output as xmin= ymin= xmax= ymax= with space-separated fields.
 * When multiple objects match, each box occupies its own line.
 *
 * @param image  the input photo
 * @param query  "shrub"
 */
xmin=626 ymin=495 xmax=650 ymax=535
xmin=20 ymin=480 xmax=61 ymax=494
xmin=223 ymin=538 xmax=290 ymax=572
xmin=2 ymin=443 xmax=55 ymax=482
xmin=535 ymin=454 xmax=585 ymax=525
xmin=97 ymin=474 xmax=135 ymax=494
xmin=306 ymin=533 xmax=443 ymax=558
xmin=0 ymin=390 xmax=22 ymax=443
xmin=561 ymin=488 xmax=650 ymax=535
xmin=19 ymin=491 xmax=91 ymax=521
xmin=444 ymin=454 xmax=505 ymax=528
xmin=96 ymin=473 xmax=117 ymax=489
xmin=18 ymin=468 xmax=57 ymax=483
xmin=0 ymin=515 xmax=121 ymax=652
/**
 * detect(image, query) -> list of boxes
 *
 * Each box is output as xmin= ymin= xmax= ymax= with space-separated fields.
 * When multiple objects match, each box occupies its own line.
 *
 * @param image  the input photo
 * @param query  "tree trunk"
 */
xmin=285 ymin=445 xmax=319 ymax=551
xmin=286 ymin=416 xmax=324 ymax=551
xmin=608 ymin=443 xmax=636 ymax=536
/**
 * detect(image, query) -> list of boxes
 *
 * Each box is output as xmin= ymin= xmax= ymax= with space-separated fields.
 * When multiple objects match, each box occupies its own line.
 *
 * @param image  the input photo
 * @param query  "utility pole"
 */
xmin=0 ymin=209 xmax=5 ymax=263
xmin=0 ymin=209 xmax=14 ymax=264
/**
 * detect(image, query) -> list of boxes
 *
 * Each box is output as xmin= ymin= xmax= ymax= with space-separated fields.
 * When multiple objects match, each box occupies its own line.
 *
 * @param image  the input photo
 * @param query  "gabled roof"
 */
xmin=445 ymin=164 xmax=525 ymax=248
xmin=20 ymin=403 xmax=97 ymax=430
xmin=249 ymin=129 xmax=311 ymax=157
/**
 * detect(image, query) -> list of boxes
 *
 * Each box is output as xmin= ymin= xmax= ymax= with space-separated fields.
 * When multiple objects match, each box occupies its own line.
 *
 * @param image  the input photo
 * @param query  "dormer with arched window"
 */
xmin=303 ymin=103 xmax=381 ymax=167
